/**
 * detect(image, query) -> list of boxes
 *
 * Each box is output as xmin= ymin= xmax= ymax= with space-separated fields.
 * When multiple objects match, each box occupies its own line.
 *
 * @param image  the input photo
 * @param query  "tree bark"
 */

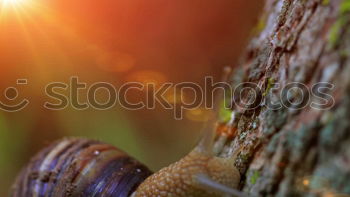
xmin=223 ymin=0 xmax=350 ymax=196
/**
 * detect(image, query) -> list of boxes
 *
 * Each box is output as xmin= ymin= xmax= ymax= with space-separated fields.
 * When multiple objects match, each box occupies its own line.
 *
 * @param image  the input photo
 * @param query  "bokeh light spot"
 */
xmin=302 ymin=178 xmax=310 ymax=186
xmin=126 ymin=70 xmax=167 ymax=87
xmin=185 ymin=108 xmax=213 ymax=122
xmin=96 ymin=51 xmax=135 ymax=73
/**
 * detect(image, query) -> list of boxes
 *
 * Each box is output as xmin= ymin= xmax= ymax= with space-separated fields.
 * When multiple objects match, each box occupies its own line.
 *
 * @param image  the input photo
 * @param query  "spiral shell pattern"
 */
xmin=11 ymin=138 xmax=152 ymax=197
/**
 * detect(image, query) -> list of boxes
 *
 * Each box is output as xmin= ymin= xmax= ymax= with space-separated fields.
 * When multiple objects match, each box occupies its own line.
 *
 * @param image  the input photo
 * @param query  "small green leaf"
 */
xmin=328 ymin=17 xmax=346 ymax=48
xmin=340 ymin=0 xmax=350 ymax=14
xmin=263 ymin=78 xmax=275 ymax=96
xmin=219 ymin=105 xmax=232 ymax=122
xmin=250 ymin=171 xmax=260 ymax=185
xmin=322 ymin=0 xmax=330 ymax=6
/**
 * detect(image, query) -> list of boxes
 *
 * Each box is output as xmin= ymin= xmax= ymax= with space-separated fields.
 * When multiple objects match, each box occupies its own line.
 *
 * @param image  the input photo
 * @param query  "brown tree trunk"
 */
xmin=223 ymin=0 xmax=350 ymax=196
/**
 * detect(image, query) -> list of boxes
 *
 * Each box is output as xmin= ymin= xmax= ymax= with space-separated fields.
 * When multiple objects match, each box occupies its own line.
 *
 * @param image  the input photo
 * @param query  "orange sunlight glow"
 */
xmin=0 ymin=0 xmax=32 ymax=19
xmin=1 ymin=0 xmax=26 ymax=7
xmin=0 ymin=0 xmax=99 ymax=83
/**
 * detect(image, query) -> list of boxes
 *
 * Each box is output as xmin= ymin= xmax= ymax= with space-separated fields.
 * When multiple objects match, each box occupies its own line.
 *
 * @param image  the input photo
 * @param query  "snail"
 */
xmin=11 ymin=68 xmax=247 ymax=197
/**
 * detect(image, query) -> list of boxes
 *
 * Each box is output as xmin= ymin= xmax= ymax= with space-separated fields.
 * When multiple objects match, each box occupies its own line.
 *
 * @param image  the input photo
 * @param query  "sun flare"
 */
xmin=1 ymin=0 xmax=26 ymax=7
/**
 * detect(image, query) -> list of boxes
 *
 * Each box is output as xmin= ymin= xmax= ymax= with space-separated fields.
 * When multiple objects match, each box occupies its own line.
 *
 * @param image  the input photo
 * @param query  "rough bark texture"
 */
xmin=222 ymin=0 xmax=350 ymax=196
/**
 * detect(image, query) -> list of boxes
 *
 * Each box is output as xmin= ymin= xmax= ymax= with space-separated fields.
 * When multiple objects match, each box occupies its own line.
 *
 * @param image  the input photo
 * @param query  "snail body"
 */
xmin=132 ymin=148 xmax=240 ymax=197
xmin=11 ymin=137 xmax=242 ymax=197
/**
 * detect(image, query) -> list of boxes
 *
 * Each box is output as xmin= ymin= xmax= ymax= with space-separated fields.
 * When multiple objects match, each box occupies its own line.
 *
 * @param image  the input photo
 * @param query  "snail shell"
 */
xmin=11 ymin=138 xmax=152 ymax=197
